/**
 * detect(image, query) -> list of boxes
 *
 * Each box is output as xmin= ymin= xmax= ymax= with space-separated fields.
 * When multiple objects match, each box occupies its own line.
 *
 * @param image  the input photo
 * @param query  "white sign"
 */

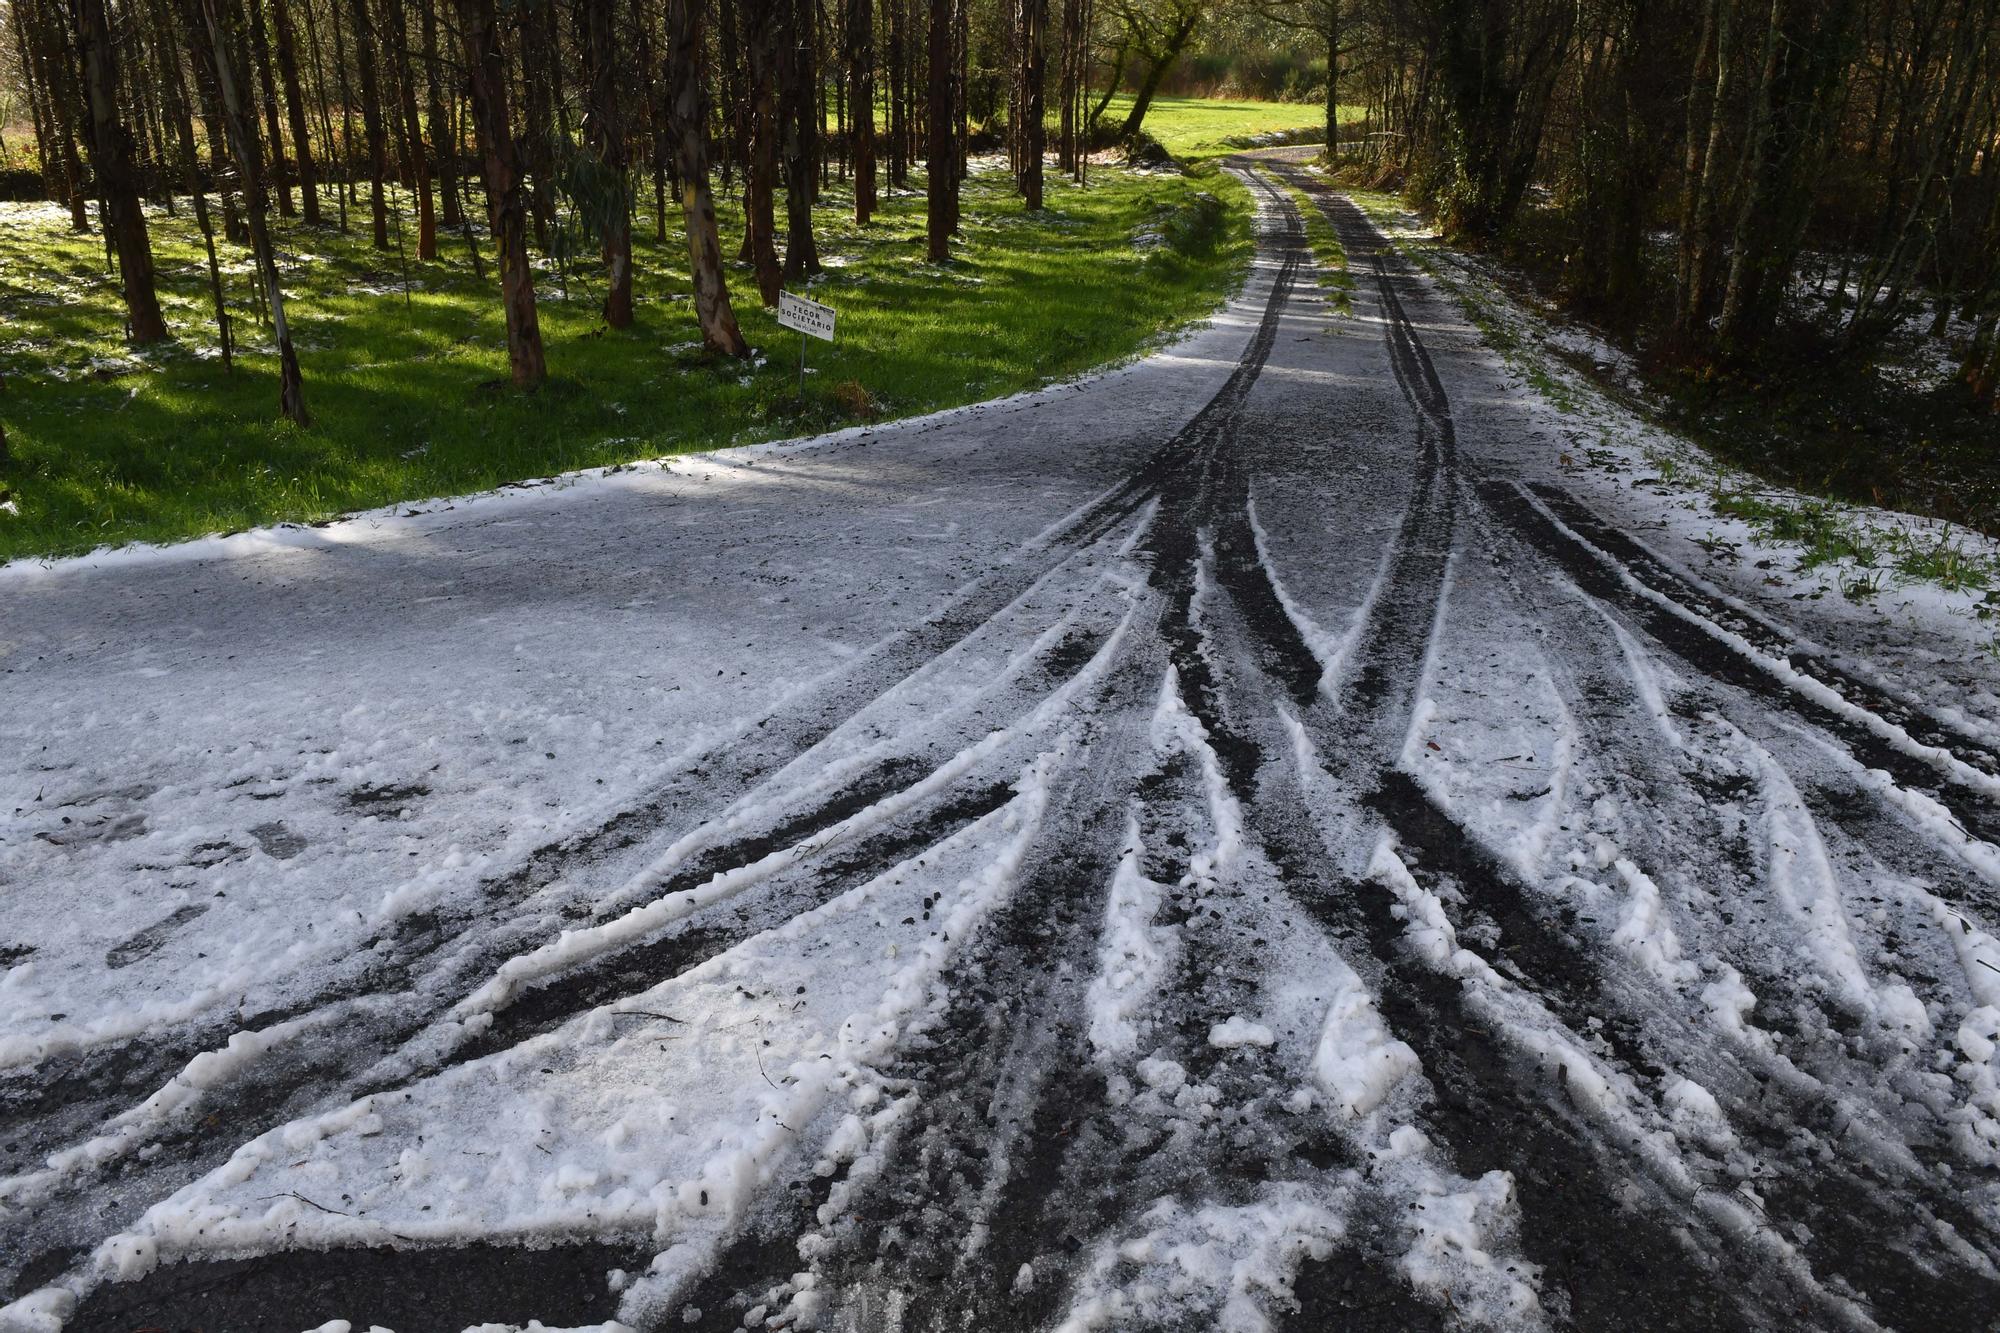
xmin=777 ymin=290 xmax=837 ymax=341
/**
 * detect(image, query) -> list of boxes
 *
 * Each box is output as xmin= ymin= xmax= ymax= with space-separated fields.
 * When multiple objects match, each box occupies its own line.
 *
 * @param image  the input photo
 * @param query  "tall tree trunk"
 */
xmin=157 ymin=0 xmax=232 ymax=365
xmin=381 ymin=0 xmax=436 ymax=259
xmin=348 ymin=0 xmax=391 ymax=247
xmin=887 ymin=0 xmax=907 ymax=187
xmin=301 ymin=0 xmax=349 ymax=228
xmin=517 ymin=0 xmax=558 ymax=252
xmin=331 ymin=0 xmax=362 ymax=218
xmin=925 ymin=0 xmax=951 ymax=258
xmin=271 ymin=0 xmax=321 ymax=223
xmin=24 ymin=0 xmax=91 ymax=230
xmin=77 ymin=0 xmax=169 ymax=342
xmin=1324 ymin=3 xmax=1340 ymax=154
xmin=745 ymin=0 xmax=783 ymax=302
xmin=11 ymin=0 xmax=58 ymax=199
xmin=847 ymin=0 xmax=875 ymax=222
xmin=420 ymin=0 xmax=462 ymax=228
xmin=665 ymin=0 xmax=749 ymax=356
xmin=198 ymin=0 xmax=308 ymax=423
xmin=1020 ymin=0 xmax=1044 ymax=208
xmin=779 ymin=0 xmax=820 ymax=282
xmin=1671 ymin=0 xmax=1721 ymax=334
xmin=584 ymin=0 xmax=634 ymax=324
xmin=248 ymin=0 xmax=294 ymax=215
xmin=453 ymin=0 xmax=547 ymax=386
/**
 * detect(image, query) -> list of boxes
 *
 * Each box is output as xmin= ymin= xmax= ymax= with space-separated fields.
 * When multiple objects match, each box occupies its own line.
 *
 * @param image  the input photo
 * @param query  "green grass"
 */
xmin=1267 ymin=173 xmax=1352 ymax=314
xmin=0 ymin=161 xmax=1252 ymax=563
xmin=1106 ymin=94 xmax=1361 ymax=161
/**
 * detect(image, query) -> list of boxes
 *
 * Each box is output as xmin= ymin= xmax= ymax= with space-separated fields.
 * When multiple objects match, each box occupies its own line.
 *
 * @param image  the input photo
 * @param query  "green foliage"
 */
xmin=0 ymin=163 xmax=1253 ymax=563
xmin=1709 ymin=483 xmax=1999 ymax=592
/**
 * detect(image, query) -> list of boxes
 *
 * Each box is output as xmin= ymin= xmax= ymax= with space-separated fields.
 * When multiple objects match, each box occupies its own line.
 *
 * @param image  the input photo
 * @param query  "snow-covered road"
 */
xmin=5 ymin=161 xmax=2000 ymax=1332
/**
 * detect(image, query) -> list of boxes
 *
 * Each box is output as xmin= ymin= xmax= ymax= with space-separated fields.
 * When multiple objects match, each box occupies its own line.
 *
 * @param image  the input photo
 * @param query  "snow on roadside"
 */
xmin=1321 ymin=173 xmax=2000 ymax=744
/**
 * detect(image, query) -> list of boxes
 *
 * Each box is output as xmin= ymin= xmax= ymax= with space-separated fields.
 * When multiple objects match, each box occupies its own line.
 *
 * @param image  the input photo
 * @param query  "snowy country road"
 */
xmin=6 ymin=158 xmax=2000 ymax=1332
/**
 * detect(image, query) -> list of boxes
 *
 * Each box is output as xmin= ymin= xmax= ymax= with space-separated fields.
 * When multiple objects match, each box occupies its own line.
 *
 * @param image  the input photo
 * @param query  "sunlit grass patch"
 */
xmin=1107 ymin=94 xmax=1362 ymax=160
xmin=0 ymin=162 xmax=1252 ymax=563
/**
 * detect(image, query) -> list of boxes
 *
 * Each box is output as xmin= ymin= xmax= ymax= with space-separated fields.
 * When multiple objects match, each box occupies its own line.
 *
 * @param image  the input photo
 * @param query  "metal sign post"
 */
xmin=776 ymin=290 xmax=837 ymax=394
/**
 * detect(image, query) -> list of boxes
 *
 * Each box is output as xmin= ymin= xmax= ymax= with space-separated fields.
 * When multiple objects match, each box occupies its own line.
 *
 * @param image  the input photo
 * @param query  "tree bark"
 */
xmin=584 ymin=0 xmax=634 ymax=325
xmin=1020 ymin=0 xmax=1044 ymax=208
xmin=453 ymin=0 xmax=547 ymax=387
xmin=665 ymin=0 xmax=750 ymax=356
xmin=156 ymin=0 xmax=232 ymax=366
xmin=24 ymin=0 xmax=90 ymax=230
xmin=847 ymin=0 xmax=876 ymax=221
xmin=926 ymin=0 xmax=951 ymax=258
xmin=271 ymin=0 xmax=321 ymax=224
xmin=745 ymin=0 xmax=783 ymax=303
xmin=779 ymin=0 xmax=820 ymax=283
xmin=420 ymin=0 xmax=461 ymax=228
xmin=248 ymin=0 xmax=294 ymax=216
xmin=348 ymin=0 xmax=391 ymax=247
xmin=381 ymin=0 xmax=436 ymax=259
xmin=198 ymin=0 xmax=309 ymax=424
xmin=76 ymin=0 xmax=169 ymax=342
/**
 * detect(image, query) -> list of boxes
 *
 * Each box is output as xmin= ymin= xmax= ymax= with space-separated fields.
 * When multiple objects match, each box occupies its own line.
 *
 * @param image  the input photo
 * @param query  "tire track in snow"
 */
xmin=1224 ymin=165 xmax=1942 ymax=1328
xmin=1474 ymin=564 xmax=2000 ymax=1312
xmin=4 ymin=162 xmax=1321 ymax=1328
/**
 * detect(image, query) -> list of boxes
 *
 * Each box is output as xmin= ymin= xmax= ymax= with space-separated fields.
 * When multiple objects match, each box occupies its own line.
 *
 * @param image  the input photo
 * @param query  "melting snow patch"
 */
xmin=1055 ymin=1186 xmax=1349 ymax=1333
xmin=1208 ymin=1016 xmax=1276 ymax=1049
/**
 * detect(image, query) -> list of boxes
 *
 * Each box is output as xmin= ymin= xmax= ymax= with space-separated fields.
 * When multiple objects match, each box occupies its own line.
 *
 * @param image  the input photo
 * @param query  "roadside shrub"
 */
xmin=1159 ymin=192 xmax=1227 ymax=261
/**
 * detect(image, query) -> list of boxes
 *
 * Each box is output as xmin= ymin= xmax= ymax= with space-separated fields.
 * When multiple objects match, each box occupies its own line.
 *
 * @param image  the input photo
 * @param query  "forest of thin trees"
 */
xmin=4 ymin=0 xmax=1999 ymax=427
xmin=0 ymin=0 xmax=1113 ymax=418
xmin=1335 ymin=0 xmax=2000 ymax=406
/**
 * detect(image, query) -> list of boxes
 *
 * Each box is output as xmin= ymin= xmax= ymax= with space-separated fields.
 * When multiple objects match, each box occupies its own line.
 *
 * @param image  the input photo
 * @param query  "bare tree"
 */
xmin=74 ymin=0 xmax=168 ymax=341
xmin=452 ymin=0 xmax=547 ymax=386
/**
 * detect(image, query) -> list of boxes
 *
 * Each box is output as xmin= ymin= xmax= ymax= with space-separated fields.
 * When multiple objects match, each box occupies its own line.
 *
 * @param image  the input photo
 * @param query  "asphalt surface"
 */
xmin=4 ymin=157 xmax=2000 ymax=1333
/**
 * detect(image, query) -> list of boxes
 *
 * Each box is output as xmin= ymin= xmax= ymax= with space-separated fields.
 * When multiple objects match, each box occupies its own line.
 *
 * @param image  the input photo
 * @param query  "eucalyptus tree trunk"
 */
xmin=779 ymin=0 xmax=821 ymax=283
xmin=584 ymin=0 xmax=634 ymax=325
xmin=1020 ymin=0 xmax=1044 ymax=209
xmin=926 ymin=0 xmax=951 ymax=258
xmin=348 ymin=0 xmax=391 ymax=247
xmin=453 ymin=0 xmax=547 ymax=387
xmin=248 ymin=0 xmax=294 ymax=216
xmin=847 ymin=0 xmax=876 ymax=222
xmin=77 ymin=0 xmax=169 ymax=342
xmin=665 ymin=0 xmax=749 ymax=356
xmin=199 ymin=0 xmax=309 ymax=424
xmin=381 ymin=0 xmax=436 ymax=259
xmin=271 ymin=0 xmax=321 ymax=223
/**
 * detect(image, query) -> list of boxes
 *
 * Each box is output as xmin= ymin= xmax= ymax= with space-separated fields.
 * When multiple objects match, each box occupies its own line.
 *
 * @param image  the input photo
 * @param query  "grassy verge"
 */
xmin=0 ymin=161 xmax=1251 ymax=563
xmin=1332 ymin=177 xmax=2000 ymax=616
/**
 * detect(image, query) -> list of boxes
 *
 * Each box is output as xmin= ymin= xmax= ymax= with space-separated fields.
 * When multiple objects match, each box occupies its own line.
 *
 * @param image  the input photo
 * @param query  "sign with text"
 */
xmin=777 ymin=290 xmax=837 ymax=341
